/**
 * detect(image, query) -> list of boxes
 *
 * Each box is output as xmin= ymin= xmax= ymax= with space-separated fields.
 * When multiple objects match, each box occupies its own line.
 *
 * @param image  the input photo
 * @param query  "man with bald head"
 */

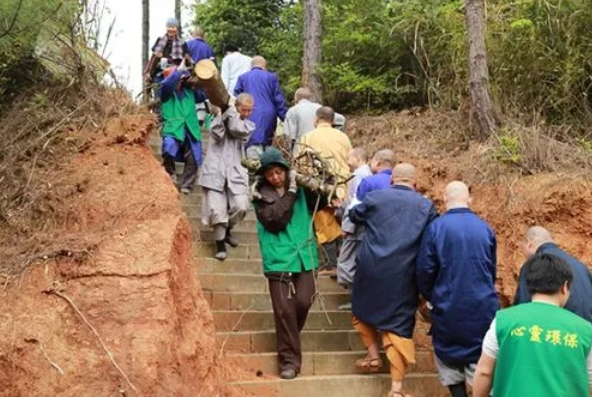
xmin=515 ymin=226 xmax=592 ymax=323
xmin=349 ymin=163 xmax=438 ymax=397
xmin=234 ymin=56 xmax=287 ymax=159
xmin=416 ymin=181 xmax=498 ymax=397
xmin=356 ymin=149 xmax=395 ymax=201
xmin=293 ymin=105 xmax=352 ymax=276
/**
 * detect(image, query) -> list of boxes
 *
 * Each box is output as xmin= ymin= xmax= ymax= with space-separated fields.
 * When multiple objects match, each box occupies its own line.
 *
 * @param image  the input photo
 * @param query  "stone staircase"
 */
xmin=149 ymin=134 xmax=446 ymax=396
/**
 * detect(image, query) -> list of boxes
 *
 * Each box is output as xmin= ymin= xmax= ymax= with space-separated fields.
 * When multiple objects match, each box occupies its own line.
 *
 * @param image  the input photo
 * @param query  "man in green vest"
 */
xmin=473 ymin=253 xmax=592 ymax=397
xmin=160 ymin=61 xmax=207 ymax=194
xmin=252 ymin=147 xmax=319 ymax=380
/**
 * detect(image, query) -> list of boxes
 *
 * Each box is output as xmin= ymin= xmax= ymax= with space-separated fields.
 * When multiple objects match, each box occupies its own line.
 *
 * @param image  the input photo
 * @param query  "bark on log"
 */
xmin=465 ymin=0 xmax=497 ymax=140
xmin=194 ymin=60 xmax=230 ymax=110
xmin=302 ymin=0 xmax=323 ymax=103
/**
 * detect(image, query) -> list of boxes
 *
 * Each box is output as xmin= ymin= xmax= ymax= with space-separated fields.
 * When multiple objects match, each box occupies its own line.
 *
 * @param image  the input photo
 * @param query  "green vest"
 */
xmin=255 ymin=189 xmax=319 ymax=274
xmin=161 ymin=88 xmax=202 ymax=142
xmin=493 ymin=302 xmax=592 ymax=397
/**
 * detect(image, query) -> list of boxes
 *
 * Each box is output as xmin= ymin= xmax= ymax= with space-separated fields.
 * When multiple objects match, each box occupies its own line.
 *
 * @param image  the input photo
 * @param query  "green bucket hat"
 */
xmin=255 ymin=147 xmax=291 ymax=175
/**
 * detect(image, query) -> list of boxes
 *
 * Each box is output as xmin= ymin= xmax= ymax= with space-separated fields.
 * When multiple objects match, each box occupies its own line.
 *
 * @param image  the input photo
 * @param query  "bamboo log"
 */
xmin=194 ymin=59 xmax=230 ymax=110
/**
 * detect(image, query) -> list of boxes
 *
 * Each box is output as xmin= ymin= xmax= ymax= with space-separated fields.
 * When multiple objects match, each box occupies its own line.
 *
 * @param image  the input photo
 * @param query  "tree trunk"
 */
xmin=302 ymin=0 xmax=323 ymax=103
xmin=175 ymin=0 xmax=182 ymax=36
xmin=194 ymin=60 xmax=230 ymax=110
xmin=465 ymin=0 xmax=497 ymax=140
xmin=142 ymin=0 xmax=150 ymax=104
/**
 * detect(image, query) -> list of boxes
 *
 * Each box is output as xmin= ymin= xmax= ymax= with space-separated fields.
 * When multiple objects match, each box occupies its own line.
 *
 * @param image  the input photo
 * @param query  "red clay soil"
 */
xmin=0 ymin=113 xmax=236 ymax=396
xmin=347 ymin=110 xmax=592 ymax=306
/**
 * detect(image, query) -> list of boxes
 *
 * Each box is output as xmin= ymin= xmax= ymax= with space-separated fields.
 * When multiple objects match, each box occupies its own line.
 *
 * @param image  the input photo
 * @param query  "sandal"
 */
xmin=354 ymin=356 xmax=383 ymax=373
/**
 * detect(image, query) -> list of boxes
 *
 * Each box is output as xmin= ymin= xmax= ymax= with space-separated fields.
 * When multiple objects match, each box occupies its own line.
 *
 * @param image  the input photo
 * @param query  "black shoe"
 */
xmin=214 ymin=240 xmax=227 ymax=261
xmin=225 ymin=229 xmax=239 ymax=248
xmin=280 ymin=368 xmax=297 ymax=380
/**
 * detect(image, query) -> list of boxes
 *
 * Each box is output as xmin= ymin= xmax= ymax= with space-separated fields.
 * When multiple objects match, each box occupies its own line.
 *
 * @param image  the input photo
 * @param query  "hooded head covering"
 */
xmin=256 ymin=147 xmax=291 ymax=175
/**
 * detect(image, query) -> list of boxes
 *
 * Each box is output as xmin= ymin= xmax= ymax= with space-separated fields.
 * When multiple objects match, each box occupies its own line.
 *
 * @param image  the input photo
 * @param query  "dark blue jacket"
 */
xmin=350 ymin=185 xmax=438 ymax=337
xmin=186 ymin=38 xmax=216 ymax=63
xmin=514 ymin=243 xmax=592 ymax=323
xmin=417 ymin=208 xmax=499 ymax=365
xmin=234 ymin=67 xmax=287 ymax=147
xmin=357 ymin=169 xmax=392 ymax=201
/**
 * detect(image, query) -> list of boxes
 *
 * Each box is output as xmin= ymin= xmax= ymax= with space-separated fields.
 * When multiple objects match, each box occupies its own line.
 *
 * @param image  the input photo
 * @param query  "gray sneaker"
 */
xmin=280 ymin=369 xmax=297 ymax=380
xmin=338 ymin=302 xmax=352 ymax=311
xmin=180 ymin=187 xmax=191 ymax=195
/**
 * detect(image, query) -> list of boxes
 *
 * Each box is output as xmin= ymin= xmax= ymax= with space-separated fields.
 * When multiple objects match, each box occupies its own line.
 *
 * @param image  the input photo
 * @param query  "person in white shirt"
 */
xmin=221 ymin=44 xmax=252 ymax=95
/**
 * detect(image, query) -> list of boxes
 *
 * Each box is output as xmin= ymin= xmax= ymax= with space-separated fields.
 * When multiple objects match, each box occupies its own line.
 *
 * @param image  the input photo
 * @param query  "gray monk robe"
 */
xmin=198 ymin=106 xmax=255 ymax=240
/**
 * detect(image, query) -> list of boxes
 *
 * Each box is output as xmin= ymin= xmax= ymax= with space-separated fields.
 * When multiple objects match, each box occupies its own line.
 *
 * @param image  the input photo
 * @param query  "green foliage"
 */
xmin=0 ymin=0 xmax=79 ymax=103
xmin=194 ymin=0 xmax=592 ymax=124
xmin=193 ymin=0 xmax=285 ymax=55
xmin=494 ymin=134 xmax=523 ymax=165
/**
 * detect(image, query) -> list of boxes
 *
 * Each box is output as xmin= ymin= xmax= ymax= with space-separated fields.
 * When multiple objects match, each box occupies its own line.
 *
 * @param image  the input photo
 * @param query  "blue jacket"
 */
xmin=350 ymin=185 xmax=438 ymax=337
xmin=357 ymin=169 xmax=392 ymax=201
xmin=417 ymin=208 xmax=499 ymax=365
xmin=159 ymin=70 xmax=207 ymax=104
xmin=186 ymin=38 xmax=215 ymax=63
xmin=234 ymin=67 xmax=287 ymax=146
xmin=514 ymin=243 xmax=592 ymax=323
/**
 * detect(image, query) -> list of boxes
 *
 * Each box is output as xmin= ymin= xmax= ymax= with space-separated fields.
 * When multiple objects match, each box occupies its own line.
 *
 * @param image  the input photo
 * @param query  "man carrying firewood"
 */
xmin=198 ymin=93 xmax=255 ymax=261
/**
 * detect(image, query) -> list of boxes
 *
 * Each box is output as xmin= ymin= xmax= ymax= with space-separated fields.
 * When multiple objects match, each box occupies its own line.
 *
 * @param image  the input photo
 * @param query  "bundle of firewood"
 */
xmin=241 ymin=148 xmax=351 ymax=200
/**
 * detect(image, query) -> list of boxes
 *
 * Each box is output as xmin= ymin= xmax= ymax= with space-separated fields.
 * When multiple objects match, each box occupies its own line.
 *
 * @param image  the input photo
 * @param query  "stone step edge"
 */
xmin=231 ymin=373 xmax=439 ymax=385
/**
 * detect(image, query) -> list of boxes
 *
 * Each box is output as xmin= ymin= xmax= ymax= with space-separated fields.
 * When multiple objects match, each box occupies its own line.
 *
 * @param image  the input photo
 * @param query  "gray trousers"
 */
xmin=163 ymin=141 xmax=198 ymax=191
xmin=337 ymin=236 xmax=362 ymax=287
xmin=201 ymin=186 xmax=249 ymax=240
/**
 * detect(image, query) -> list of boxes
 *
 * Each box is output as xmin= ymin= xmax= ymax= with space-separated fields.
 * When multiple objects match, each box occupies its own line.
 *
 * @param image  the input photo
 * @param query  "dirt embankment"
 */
xmin=348 ymin=110 xmax=592 ymax=306
xmin=0 ymin=113 xmax=232 ymax=396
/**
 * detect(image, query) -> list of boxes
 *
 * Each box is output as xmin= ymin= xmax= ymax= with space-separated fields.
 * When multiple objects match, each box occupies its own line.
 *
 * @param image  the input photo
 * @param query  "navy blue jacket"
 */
xmin=417 ymin=208 xmax=499 ymax=365
xmin=357 ymin=169 xmax=392 ymax=201
xmin=514 ymin=243 xmax=592 ymax=323
xmin=234 ymin=67 xmax=287 ymax=147
xmin=350 ymin=185 xmax=438 ymax=338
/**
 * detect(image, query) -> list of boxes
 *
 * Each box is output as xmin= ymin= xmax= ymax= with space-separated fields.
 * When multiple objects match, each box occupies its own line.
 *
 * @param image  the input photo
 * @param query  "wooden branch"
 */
xmin=241 ymin=158 xmax=348 ymax=197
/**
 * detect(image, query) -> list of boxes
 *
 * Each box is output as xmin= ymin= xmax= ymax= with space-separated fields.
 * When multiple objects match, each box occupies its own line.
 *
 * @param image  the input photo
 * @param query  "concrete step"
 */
xmin=194 ymin=242 xmax=261 ymax=260
xmin=196 ymin=258 xmax=262 ymax=275
xmin=213 ymin=310 xmax=352 ymax=332
xmin=190 ymin=219 xmax=259 ymax=236
xmin=218 ymin=330 xmax=363 ymax=353
xmin=206 ymin=291 xmax=349 ymax=311
xmin=185 ymin=205 xmax=257 ymax=221
xmin=200 ymin=274 xmax=344 ymax=293
xmin=197 ymin=229 xmax=259 ymax=245
xmin=231 ymin=374 xmax=447 ymax=397
xmin=227 ymin=350 xmax=437 ymax=377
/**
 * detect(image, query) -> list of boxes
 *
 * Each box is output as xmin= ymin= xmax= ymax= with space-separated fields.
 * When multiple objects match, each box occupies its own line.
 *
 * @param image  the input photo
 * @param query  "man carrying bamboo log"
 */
xmin=159 ymin=61 xmax=207 ymax=194
xmin=198 ymin=93 xmax=255 ymax=261
xmin=294 ymin=106 xmax=352 ymax=276
xmin=234 ymin=56 xmax=287 ymax=160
